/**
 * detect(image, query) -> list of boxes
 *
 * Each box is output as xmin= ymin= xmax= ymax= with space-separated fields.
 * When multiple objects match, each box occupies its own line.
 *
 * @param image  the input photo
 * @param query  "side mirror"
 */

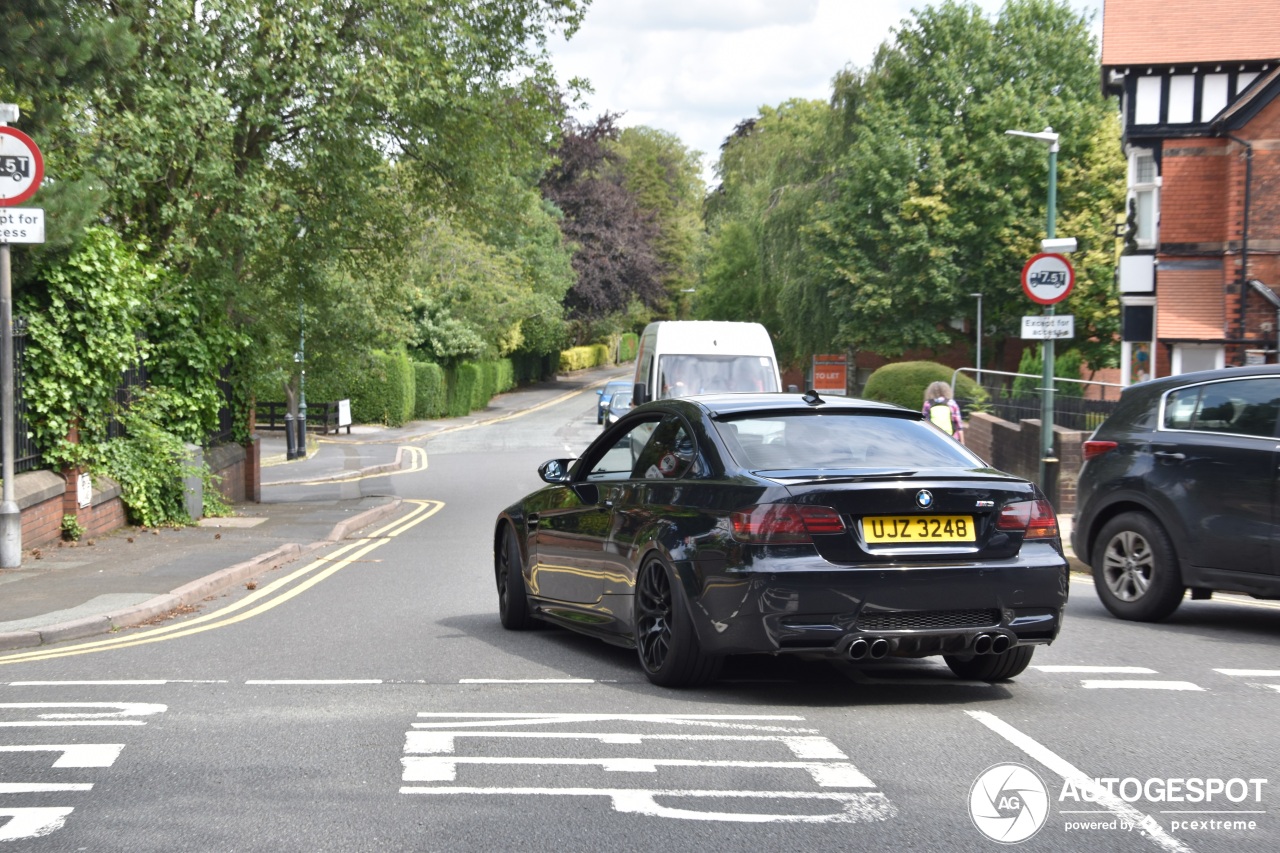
xmin=538 ymin=458 xmax=573 ymax=484
xmin=596 ymin=389 xmax=604 ymax=396
xmin=633 ymin=383 xmax=648 ymax=405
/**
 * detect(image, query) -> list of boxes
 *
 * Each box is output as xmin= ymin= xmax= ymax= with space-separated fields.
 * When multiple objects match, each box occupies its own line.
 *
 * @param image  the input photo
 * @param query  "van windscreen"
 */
xmin=657 ymin=354 xmax=778 ymax=398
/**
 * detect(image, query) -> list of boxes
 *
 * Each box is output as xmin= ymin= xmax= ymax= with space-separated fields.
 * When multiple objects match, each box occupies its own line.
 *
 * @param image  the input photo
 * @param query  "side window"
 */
xmin=631 ymin=417 xmax=701 ymax=480
xmin=1162 ymin=379 xmax=1280 ymax=438
xmin=582 ymin=417 xmax=663 ymax=481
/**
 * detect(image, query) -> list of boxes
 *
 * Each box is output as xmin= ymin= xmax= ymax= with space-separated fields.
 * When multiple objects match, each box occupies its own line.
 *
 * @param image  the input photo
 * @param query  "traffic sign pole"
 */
xmin=0 ymin=110 xmax=42 ymax=567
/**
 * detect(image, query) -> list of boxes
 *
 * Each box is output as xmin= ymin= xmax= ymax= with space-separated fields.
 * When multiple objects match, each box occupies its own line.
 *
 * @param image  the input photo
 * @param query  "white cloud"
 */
xmin=549 ymin=0 xmax=1103 ymax=182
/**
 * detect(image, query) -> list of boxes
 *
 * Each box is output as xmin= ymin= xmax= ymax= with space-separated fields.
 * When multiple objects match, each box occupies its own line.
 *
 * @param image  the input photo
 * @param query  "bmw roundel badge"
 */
xmin=915 ymin=489 xmax=934 ymax=509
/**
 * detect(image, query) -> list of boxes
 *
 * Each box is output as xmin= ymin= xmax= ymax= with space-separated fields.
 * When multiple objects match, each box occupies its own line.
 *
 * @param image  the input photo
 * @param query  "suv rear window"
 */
xmin=1162 ymin=377 xmax=1280 ymax=438
xmin=715 ymin=413 xmax=977 ymax=470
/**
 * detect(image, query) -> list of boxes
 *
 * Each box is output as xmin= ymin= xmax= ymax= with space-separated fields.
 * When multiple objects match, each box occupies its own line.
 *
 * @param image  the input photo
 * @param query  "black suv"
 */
xmin=1073 ymin=364 xmax=1280 ymax=621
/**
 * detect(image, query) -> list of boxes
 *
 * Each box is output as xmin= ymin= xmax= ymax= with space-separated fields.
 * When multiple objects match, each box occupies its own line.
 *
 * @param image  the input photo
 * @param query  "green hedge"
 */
xmin=861 ymin=361 xmax=989 ymax=414
xmin=618 ymin=333 xmax=639 ymax=363
xmin=346 ymin=349 xmax=415 ymax=426
xmin=413 ymin=362 xmax=448 ymax=419
xmin=559 ymin=344 xmax=610 ymax=372
xmin=510 ymin=351 xmax=558 ymax=384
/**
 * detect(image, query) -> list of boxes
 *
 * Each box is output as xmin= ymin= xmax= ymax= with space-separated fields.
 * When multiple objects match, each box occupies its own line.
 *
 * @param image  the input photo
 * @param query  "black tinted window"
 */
xmin=1162 ymin=378 xmax=1280 ymax=438
xmin=716 ymin=413 xmax=979 ymax=470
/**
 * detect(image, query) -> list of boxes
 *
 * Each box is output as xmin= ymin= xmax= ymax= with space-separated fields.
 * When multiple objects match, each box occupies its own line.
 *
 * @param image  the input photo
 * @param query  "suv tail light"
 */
xmin=731 ymin=504 xmax=845 ymax=544
xmin=996 ymin=500 xmax=1059 ymax=540
xmin=1082 ymin=440 xmax=1118 ymax=461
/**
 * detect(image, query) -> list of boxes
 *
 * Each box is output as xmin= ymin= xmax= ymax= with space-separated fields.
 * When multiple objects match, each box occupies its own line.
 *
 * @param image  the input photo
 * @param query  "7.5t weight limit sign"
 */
xmin=0 ymin=126 xmax=44 ymax=207
xmin=1021 ymin=253 xmax=1074 ymax=305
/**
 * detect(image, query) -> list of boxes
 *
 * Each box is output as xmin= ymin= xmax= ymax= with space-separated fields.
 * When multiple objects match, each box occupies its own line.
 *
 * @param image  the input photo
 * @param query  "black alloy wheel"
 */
xmin=634 ymin=559 xmax=720 ymax=688
xmin=496 ymin=525 xmax=534 ymax=630
xmin=1092 ymin=511 xmax=1185 ymax=622
xmin=944 ymin=645 xmax=1035 ymax=681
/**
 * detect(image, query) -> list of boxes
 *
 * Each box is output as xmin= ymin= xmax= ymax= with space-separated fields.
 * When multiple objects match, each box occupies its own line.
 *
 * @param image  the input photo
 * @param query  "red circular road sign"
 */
xmin=1021 ymin=253 xmax=1075 ymax=305
xmin=0 ymin=127 xmax=44 ymax=207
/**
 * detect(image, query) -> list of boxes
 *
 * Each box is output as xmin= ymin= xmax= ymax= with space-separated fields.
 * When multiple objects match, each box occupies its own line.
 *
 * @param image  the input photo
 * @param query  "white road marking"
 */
xmin=401 ymin=786 xmax=894 ymax=823
xmin=401 ymin=713 xmax=890 ymax=823
xmin=413 ymin=712 xmax=815 ymax=733
xmin=1034 ymin=666 xmax=1158 ymax=674
xmin=0 ymin=744 xmax=124 ymax=767
xmin=1080 ymin=680 xmax=1203 ymax=691
xmin=458 ymin=678 xmax=595 ymax=684
xmin=402 ymin=756 xmax=875 ymax=787
xmin=404 ymin=731 xmax=847 ymax=759
xmin=0 ymin=808 xmax=75 ymax=842
xmin=0 ymin=702 xmax=166 ymax=726
xmin=244 ymin=680 xmax=383 ymax=685
xmin=7 ymin=680 xmax=227 ymax=686
xmin=966 ymin=710 xmax=1194 ymax=853
xmin=1215 ymin=669 xmax=1280 ymax=677
xmin=0 ymin=783 xmax=93 ymax=794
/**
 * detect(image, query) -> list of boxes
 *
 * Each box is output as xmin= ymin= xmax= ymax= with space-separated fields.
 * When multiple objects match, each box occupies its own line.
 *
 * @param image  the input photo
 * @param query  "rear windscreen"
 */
xmin=715 ymin=413 xmax=979 ymax=470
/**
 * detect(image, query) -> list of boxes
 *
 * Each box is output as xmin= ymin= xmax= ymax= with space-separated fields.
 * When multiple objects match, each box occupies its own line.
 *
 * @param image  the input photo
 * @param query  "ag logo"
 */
xmin=969 ymin=762 xmax=1050 ymax=844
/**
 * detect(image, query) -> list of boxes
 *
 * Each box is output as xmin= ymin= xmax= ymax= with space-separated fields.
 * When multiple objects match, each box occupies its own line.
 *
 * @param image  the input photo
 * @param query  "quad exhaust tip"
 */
xmin=973 ymin=633 xmax=1012 ymax=655
xmin=847 ymin=637 xmax=891 ymax=661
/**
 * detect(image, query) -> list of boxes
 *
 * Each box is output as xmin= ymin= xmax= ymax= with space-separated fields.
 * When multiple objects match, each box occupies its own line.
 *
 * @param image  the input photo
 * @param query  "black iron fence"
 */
xmin=2 ymin=318 xmax=237 ymax=475
xmin=950 ymin=367 xmax=1123 ymax=433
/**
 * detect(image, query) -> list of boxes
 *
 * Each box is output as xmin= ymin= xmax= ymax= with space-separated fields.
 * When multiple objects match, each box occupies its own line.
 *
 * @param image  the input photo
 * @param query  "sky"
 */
xmin=547 ymin=0 xmax=1104 ymax=184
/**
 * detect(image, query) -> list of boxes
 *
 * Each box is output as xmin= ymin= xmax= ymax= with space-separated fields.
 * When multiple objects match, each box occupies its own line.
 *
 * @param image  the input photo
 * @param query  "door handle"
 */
xmin=1153 ymin=451 xmax=1185 ymax=461
xmin=527 ymin=513 xmax=539 ymax=528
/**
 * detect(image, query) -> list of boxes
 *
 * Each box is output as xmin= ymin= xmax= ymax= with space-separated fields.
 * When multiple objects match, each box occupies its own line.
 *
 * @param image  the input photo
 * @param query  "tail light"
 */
xmin=731 ymin=504 xmax=845 ymax=544
xmin=1083 ymin=440 xmax=1118 ymax=461
xmin=996 ymin=499 xmax=1059 ymax=540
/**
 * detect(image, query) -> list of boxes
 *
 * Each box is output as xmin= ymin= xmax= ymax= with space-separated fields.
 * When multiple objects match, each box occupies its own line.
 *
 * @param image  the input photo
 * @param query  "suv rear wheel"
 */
xmin=1092 ymin=512 xmax=1185 ymax=622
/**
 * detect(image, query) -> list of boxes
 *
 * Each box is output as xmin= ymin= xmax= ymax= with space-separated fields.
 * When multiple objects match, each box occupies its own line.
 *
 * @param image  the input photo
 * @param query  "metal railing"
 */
xmin=950 ymin=367 xmax=1124 ymax=433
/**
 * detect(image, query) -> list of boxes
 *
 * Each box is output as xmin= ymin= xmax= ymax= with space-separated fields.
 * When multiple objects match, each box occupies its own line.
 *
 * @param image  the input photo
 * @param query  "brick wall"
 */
xmin=966 ymin=412 xmax=1088 ymax=515
xmin=1160 ymin=140 xmax=1230 ymax=245
xmin=15 ymin=440 xmax=255 ymax=551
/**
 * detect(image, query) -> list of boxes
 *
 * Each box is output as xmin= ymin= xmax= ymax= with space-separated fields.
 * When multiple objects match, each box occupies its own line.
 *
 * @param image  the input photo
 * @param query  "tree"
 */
xmin=811 ymin=0 xmax=1124 ymax=368
xmin=541 ymin=115 xmax=666 ymax=328
xmin=699 ymin=99 xmax=837 ymax=365
xmin=609 ymin=127 xmax=706 ymax=312
xmin=4 ymin=0 xmax=587 ymax=432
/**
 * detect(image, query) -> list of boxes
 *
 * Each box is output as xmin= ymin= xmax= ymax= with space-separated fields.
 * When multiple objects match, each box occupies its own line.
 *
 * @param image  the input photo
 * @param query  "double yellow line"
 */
xmin=0 ymin=499 xmax=445 ymax=665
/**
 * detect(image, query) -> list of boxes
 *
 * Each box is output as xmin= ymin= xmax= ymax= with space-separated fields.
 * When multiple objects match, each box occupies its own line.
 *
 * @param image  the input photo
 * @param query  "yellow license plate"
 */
xmin=863 ymin=515 xmax=975 ymax=543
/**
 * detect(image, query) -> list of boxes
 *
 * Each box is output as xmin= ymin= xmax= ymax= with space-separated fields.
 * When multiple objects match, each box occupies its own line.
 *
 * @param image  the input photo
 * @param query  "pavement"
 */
xmin=0 ymin=367 xmax=1086 ymax=653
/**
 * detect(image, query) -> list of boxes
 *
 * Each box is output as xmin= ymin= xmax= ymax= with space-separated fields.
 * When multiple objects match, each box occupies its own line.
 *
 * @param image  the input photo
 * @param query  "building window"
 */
xmin=1168 ymin=75 xmax=1195 ymax=123
xmin=1202 ymin=73 xmax=1229 ymax=120
xmin=1172 ymin=344 xmax=1224 ymax=375
xmin=1135 ymin=76 xmax=1162 ymax=124
xmin=1129 ymin=149 xmax=1159 ymax=249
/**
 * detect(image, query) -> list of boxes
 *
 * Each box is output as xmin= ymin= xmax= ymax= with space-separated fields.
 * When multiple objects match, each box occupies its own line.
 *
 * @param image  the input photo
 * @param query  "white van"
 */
xmin=632 ymin=321 xmax=783 ymax=405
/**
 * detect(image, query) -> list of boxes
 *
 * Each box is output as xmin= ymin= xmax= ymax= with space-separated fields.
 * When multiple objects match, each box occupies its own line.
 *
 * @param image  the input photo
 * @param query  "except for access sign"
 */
xmin=1021 ymin=314 xmax=1074 ymax=340
xmin=0 ymin=126 xmax=44 ymax=206
xmin=1021 ymin=252 xmax=1075 ymax=305
xmin=0 ymin=208 xmax=44 ymax=244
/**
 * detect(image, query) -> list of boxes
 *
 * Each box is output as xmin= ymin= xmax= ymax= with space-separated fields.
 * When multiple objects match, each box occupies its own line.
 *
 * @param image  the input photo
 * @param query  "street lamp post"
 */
xmin=1005 ymin=127 xmax=1060 ymax=491
xmin=969 ymin=292 xmax=984 ymax=385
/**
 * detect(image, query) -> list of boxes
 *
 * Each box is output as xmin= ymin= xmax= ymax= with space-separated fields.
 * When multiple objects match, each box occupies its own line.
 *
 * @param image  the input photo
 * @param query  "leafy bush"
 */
xmin=97 ymin=388 xmax=199 ymax=527
xmin=1012 ymin=348 xmax=1086 ymax=398
xmin=861 ymin=361 xmax=989 ymax=413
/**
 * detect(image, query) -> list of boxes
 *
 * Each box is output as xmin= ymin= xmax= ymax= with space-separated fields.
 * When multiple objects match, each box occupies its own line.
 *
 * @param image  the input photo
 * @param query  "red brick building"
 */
xmin=1102 ymin=0 xmax=1280 ymax=380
